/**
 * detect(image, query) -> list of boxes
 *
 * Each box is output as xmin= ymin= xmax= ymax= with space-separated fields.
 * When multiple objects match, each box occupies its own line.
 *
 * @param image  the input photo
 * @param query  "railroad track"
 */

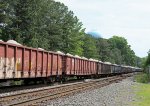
xmin=0 ymin=74 xmax=132 ymax=106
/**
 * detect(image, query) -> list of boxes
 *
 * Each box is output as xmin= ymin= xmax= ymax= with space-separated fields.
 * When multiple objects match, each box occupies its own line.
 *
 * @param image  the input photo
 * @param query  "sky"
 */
xmin=55 ymin=0 xmax=150 ymax=57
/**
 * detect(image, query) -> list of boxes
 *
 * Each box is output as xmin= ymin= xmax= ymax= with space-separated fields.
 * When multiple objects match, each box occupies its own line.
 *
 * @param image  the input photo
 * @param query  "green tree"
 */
xmin=45 ymin=1 xmax=84 ymax=55
xmin=109 ymin=48 xmax=122 ymax=64
xmin=96 ymin=38 xmax=111 ymax=62
xmin=0 ymin=1 xmax=6 ymax=37
xmin=82 ymin=34 xmax=98 ymax=59
xmin=0 ymin=0 xmax=84 ymax=55
xmin=0 ymin=0 xmax=140 ymax=64
xmin=135 ymin=56 xmax=143 ymax=67
xmin=0 ymin=0 xmax=47 ymax=47
xmin=109 ymin=36 xmax=136 ymax=65
xmin=146 ymin=50 xmax=150 ymax=66
xmin=0 ymin=0 xmax=15 ymax=39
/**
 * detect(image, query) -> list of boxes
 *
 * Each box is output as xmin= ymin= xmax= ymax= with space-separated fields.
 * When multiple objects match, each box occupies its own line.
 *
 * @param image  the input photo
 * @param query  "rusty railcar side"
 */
xmin=80 ymin=57 xmax=89 ymax=75
xmin=0 ymin=41 xmax=64 ymax=80
xmin=88 ymin=59 xmax=98 ymax=75
xmin=65 ymin=54 xmax=75 ymax=75
xmin=65 ymin=55 xmax=91 ymax=76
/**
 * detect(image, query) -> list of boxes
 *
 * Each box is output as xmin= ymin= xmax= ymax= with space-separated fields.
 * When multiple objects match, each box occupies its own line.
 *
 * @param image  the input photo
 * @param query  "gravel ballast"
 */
xmin=44 ymin=77 xmax=138 ymax=106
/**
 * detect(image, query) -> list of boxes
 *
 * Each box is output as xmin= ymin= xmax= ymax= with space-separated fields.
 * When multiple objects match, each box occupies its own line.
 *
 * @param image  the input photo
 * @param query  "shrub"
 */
xmin=135 ymin=73 xmax=150 ymax=83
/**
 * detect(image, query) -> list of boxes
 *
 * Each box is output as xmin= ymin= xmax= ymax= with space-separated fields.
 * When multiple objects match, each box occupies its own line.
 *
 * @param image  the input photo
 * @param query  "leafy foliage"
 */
xmin=135 ymin=73 xmax=150 ymax=83
xmin=145 ymin=50 xmax=150 ymax=66
xmin=96 ymin=38 xmax=111 ymax=61
xmin=82 ymin=34 xmax=98 ymax=59
xmin=0 ymin=0 xmax=84 ymax=55
xmin=0 ymin=0 xmax=140 ymax=66
xmin=94 ymin=36 xmax=137 ymax=65
xmin=108 ymin=36 xmax=136 ymax=65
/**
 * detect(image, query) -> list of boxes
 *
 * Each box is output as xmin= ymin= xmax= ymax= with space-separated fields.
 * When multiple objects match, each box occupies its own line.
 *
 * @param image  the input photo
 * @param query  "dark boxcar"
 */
xmin=121 ymin=66 xmax=130 ymax=73
xmin=135 ymin=67 xmax=142 ymax=72
xmin=111 ymin=64 xmax=115 ymax=74
xmin=113 ymin=64 xmax=122 ymax=74
xmin=113 ymin=64 xmax=117 ymax=73
xmin=118 ymin=65 xmax=122 ymax=73
xmin=126 ymin=66 xmax=131 ymax=73
xmin=97 ymin=61 xmax=103 ymax=75
xmin=102 ymin=62 xmax=112 ymax=74
xmin=121 ymin=66 xmax=126 ymax=73
xmin=130 ymin=67 xmax=134 ymax=73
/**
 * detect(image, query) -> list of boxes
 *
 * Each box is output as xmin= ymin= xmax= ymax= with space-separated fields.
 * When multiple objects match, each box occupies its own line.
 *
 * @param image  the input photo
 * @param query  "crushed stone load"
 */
xmin=7 ymin=40 xmax=22 ymax=46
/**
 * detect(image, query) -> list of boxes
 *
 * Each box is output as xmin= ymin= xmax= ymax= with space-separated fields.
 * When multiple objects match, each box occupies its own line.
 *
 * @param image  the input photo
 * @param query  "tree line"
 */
xmin=142 ymin=50 xmax=150 ymax=69
xmin=0 ymin=0 xmax=141 ymax=66
xmin=83 ymin=35 xmax=140 ymax=66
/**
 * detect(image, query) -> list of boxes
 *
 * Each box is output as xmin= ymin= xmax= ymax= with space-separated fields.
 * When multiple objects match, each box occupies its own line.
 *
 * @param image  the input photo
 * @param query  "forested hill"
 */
xmin=0 ymin=0 xmax=141 ymax=66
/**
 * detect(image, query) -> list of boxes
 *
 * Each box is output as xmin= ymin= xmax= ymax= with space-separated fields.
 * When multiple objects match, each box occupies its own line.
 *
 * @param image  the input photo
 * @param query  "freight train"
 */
xmin=0 ymin=40 xmax=141 ymax=85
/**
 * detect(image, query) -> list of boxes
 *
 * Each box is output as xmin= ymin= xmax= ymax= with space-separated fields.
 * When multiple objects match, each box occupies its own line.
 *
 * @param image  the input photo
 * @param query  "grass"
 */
xmin=11 ymin=80 xmax=23 ymax=85
xmin=132 ymin=72 xmax=150 ymax=106
xmin=133 ymin=84 xmax=150 ymax=106
xmin=134 ymin=73 xmax=150 ymax=83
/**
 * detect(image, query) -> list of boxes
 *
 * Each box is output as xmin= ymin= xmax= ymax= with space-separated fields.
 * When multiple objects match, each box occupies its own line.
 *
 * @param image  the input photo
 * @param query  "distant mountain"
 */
xmin=87 ymin=31 xmax=102 ymax=38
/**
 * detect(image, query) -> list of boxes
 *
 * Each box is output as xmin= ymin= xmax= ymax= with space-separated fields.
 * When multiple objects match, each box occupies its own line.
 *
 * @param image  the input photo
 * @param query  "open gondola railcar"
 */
xmin=64 ymin=54 xmax=98 ymax=79
xmin=0 ymin=40 xmax=142 ymax=85
xmin=0 ymin=40 xmax=65 ymax=83
xmin=88 ymin=58 xmax=98 ymax=76
xmin=101 ymin=62 xmax=112 ymax=75
xmin=97 ymin=61 xmax=103 ymax=75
